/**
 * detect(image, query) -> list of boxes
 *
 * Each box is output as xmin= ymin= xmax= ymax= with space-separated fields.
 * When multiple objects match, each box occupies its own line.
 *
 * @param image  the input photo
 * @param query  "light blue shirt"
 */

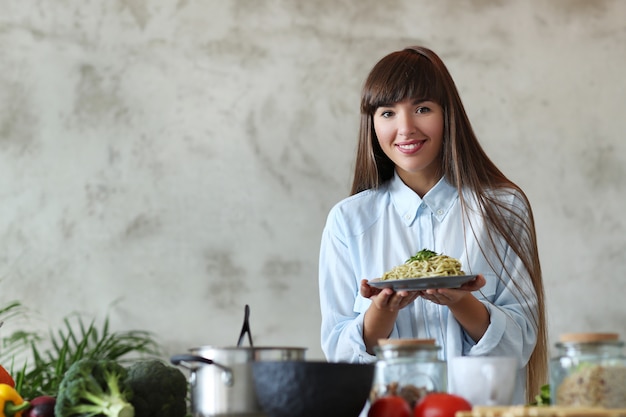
xmin=318 ymin=172 xmax=538 ymax=404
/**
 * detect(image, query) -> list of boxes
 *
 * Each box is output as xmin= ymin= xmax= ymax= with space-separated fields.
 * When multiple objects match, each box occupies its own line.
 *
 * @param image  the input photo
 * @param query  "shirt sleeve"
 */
xmin=318 ymin=210 xmax=377 ymax=363
xmin=448 ymin=191 xmax=539 ymax=404
xmin=452 ymin=189 xmax=538 ymax=360
xmin=465 ymin=252 xmax=538 ymax=364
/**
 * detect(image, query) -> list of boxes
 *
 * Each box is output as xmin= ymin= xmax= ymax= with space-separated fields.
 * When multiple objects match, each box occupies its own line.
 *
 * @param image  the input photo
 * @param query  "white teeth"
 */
xmin=398 ymin=143 xmax=419 ymax=150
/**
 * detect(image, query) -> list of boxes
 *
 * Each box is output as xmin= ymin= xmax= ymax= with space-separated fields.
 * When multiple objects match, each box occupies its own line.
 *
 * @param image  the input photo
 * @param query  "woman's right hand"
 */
xmin=360 ymin=279 xmax=419 ymax=312
xmin=361 ymin=279 xmax=419 ymax=353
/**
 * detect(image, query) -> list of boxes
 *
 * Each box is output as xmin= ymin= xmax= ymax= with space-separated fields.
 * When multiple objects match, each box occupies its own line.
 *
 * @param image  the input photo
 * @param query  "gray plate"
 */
xmin=368 ymin=275 xmax=477 ymax=291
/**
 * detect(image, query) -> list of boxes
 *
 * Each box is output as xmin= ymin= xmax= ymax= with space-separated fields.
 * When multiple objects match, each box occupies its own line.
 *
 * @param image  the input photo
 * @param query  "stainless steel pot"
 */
xmin=171 ymin=346 xmax=306 ymax=417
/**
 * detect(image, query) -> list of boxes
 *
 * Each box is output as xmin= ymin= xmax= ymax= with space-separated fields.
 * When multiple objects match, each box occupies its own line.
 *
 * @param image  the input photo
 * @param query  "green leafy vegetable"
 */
xmin=126 ymin=359 xmax=188 ymax=417
xmin=1 ymin=302 xmax=161 ymax=400
xmin=530 ymin=384 xmax=551 ymax=406
xmin=406 ymin=249 xmax=438 ymax=263
xmin=54 ymin=358 xmax=134 ymax=417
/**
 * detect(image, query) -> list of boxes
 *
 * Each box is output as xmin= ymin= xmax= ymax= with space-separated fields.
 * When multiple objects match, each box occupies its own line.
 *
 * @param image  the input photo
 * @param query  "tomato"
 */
xmin=368 ymin=395 xmax=412 ymax=417
xmin=413 ymin=393 xmax=472 ymax=417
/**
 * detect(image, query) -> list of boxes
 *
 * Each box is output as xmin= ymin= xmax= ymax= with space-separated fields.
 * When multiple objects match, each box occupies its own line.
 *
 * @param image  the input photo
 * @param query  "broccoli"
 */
xmin=54 ymin=358 xmax=134 ymax=417
xmin=125 ymin=359 xmax=188 ymax=417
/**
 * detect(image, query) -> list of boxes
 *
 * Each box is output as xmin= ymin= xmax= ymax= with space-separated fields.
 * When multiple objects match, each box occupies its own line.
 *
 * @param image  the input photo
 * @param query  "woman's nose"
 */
xmin=397 ymin=112 xmax=416 ymax=136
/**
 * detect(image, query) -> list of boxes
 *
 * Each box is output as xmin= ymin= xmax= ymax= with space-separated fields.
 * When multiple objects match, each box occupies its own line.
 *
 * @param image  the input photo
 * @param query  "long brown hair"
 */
xmin=351 ymin=46 xmax=547 ymax=402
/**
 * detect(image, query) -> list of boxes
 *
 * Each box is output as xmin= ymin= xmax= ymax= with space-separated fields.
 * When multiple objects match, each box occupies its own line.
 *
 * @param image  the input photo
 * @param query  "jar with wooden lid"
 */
xmin=371 ymin=338 xmax=447 ymax=409
xmin=550 ymin=332 xmax=626 ymax=408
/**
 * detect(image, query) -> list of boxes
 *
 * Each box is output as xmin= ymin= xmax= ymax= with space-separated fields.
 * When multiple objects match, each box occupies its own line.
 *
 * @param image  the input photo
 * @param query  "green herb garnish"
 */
xmin=406 ymin=249 xmax=438 ymax=263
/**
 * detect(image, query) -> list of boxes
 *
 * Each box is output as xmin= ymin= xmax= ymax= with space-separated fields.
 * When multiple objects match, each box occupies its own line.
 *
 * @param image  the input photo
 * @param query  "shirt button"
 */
xmin=436 ymin=209 xmax=444 ymax=216
xmin=405 ymin=214 xmax=411 ymax=220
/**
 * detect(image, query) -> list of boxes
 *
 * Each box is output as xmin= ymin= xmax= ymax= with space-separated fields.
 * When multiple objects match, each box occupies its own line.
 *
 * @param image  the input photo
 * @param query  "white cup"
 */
xmin=448 ymin=356 xmax=517 ymax=406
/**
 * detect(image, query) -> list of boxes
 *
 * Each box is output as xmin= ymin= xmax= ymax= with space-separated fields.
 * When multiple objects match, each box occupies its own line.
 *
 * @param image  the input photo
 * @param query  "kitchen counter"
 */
xmin=457 ymin=406 xmax=626 ymax=417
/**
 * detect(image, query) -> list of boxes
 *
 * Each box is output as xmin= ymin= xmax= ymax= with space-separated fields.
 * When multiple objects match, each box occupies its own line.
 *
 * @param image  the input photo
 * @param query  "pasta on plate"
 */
xmin=381 ymin=249 xmax=465 ymax=281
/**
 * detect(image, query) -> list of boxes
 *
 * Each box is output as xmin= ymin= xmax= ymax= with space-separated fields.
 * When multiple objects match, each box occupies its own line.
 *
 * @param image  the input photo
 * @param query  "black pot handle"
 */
xmin=170 ymin=354 xmax=234 ymax=386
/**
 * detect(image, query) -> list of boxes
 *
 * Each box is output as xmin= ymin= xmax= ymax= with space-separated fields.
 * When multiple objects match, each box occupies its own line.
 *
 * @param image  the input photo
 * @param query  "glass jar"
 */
xmin=550 ymin=332 xmax=626 ymax=408
xmin=371 ymin=339 xmax=447 ymax=409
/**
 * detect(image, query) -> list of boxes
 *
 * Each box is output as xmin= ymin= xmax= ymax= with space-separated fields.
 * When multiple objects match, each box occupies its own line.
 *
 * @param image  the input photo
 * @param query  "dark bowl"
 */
xmin=252 ymin=361 xmax=375 ymax=417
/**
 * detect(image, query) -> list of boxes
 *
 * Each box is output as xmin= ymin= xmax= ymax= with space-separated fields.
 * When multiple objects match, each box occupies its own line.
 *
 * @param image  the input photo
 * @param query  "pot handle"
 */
xmin=170 ymin=354 xmax=234 ymax=387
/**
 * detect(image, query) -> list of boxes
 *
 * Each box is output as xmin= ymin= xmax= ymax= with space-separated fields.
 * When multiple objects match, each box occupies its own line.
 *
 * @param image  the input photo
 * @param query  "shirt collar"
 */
xmin=389 ymin=171 xmax=458 ymax=225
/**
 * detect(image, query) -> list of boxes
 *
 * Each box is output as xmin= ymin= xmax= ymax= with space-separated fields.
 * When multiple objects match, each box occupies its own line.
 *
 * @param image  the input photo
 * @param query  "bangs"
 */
xmin=361 ymin=50 xmax=446 ymax=114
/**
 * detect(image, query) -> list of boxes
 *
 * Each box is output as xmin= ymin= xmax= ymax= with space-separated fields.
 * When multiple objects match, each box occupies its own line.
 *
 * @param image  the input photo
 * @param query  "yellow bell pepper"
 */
xmin=0 ymin=384 xmax=30 ymax=417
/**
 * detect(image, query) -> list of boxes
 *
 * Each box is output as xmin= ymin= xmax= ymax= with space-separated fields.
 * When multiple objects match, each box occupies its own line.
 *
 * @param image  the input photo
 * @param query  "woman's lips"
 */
xmin=395 ymin=140 xmax=426 ymax=154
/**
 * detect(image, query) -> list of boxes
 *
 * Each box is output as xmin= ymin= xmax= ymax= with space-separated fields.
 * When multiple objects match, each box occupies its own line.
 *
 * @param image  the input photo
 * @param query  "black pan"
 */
xmin=252 ymin=360 xmax=375 ymax=417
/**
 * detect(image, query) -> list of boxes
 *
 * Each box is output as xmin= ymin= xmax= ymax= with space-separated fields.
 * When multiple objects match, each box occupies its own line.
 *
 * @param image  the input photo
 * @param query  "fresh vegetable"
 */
xmin=406 ymin=249 xmax=438 ymax=263
xmin=413 ymin=393 xmax=472 ymax=417
xmin=54 ymin=359 xmax=134 ymax=417
xmin=0 ymin=367 xmax=14 ymax=388
xmin=125 ymin=359 xmax=188 ymax=417
xmin=368 ymin=395 xmax=412 ymax=417
xmin=0 ymin=383 xmax=30 ymax=417
xmin=530 ymin=384 xmax=550 ymax=406
xmin=1 ymin=300 xmax=161 ymax=400
xmin=22 ymin=396 xmax=55 ymax=417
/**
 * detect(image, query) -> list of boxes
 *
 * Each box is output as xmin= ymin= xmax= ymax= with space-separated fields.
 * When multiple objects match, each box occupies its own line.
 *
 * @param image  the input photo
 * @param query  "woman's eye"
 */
xmin=416 ymin=106 xmax=431 ymax=114
xmin=380 ymin=111 xmax=394 ymax=118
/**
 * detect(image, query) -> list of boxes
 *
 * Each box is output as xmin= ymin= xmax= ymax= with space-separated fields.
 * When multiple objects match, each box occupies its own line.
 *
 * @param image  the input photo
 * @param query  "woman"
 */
xmin=318 ymin=46 xmax=547 ymax=404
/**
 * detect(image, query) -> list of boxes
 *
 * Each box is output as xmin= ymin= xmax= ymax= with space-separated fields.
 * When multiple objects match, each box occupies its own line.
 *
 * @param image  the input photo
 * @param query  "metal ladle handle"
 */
xmin=170 ymin=354 xmax=234 ymax=387
xmin=237 ymin=304 xmax=254 ymax=348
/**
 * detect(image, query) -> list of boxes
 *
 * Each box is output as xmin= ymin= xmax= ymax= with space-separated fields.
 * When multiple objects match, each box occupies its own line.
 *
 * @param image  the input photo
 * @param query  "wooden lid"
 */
xmin=559 ymin=332 xmax=619 ymax=343
xmin=377 ymin=338 xmax=436 ymax=346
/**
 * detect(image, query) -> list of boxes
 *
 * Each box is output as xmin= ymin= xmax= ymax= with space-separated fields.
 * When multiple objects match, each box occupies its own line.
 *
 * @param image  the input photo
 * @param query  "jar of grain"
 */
xmin=371 ymin=339 xmax=446 ymax=409
xmin=550 ymin=332 xmax=626 ymax=408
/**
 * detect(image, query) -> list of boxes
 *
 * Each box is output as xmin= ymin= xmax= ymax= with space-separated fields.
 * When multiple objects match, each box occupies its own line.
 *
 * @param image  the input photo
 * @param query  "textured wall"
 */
xmin=1 ymin=0 xmax=625 ymax=361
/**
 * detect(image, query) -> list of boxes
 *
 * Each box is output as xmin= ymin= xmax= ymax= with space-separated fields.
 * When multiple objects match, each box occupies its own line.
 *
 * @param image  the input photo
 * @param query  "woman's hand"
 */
xmin=361 ymin=279 xmax=420 ymax=353
xmin=417 ymin=274 xmax=486 ymax=306
xmin=360 ymin=279 xmax=419 ymax=312
xmin=361 ymin=275 xmax=488 ymax=347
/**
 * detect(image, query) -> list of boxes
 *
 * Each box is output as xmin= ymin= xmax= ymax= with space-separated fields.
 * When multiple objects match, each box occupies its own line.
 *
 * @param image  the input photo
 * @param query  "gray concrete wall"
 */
xmin=2 ymin=0 xmax=625 ymax=360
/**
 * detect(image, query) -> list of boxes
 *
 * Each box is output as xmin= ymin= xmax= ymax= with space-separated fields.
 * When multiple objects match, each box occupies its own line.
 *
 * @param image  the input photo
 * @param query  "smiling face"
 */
xmin=373 ymin=98 xmax=444 ymax=195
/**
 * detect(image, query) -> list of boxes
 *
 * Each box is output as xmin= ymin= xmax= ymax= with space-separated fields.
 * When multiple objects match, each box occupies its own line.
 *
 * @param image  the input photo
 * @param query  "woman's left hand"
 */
xmin=417 ymin=274 xmax=486 ymax=306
